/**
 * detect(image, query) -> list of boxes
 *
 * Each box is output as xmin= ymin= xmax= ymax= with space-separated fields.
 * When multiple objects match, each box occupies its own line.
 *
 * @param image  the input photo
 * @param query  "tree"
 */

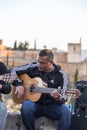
xmin=34 ymin=39 xmax=36 ymax=50
xmin=24 ymin=41 xmax=29 ymax=50
xmin=74 ymin=68 xmax=80 ymax=86
xmin=17 ymin=41 xmax=29 ymax=50
xmin=18 ymin=42 xmax=24 ymax=50
xmin=13 ymin=40 xmax=17 ymax=50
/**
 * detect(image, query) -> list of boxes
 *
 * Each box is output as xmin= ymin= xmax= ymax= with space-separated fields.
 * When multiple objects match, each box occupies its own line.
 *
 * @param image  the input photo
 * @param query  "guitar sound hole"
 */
xmin=30 ymin=85 xmax=35 ymax=92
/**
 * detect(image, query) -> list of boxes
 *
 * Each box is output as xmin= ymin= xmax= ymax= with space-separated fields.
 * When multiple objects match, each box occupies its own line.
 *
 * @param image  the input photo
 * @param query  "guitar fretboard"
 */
xmin=32 ymin=86 xmax=55 ymax=93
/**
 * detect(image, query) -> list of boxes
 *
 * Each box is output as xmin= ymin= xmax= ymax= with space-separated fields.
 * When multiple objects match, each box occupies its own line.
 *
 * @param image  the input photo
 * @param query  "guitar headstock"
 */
xmin=0 ymin=73 xmax=18 ymax=83
xmin=65 ymin=89 xmax=81 ymax=98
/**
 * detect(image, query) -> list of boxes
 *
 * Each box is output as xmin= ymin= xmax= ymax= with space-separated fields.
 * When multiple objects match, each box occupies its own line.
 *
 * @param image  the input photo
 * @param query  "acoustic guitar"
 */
xmin=0 ymin=73 xmax=80 ymax=104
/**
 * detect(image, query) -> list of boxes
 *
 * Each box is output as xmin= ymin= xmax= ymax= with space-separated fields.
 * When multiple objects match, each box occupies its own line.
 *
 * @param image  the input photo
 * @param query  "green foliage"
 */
xmin=13 ymin=40 xmax=29 ymax=50
xmin=74 ymin=68 xmax=79 ymax=86
xmin=13 ymin=40 xmax=17 ymax=50
xmin=18 ymin=42 xmax=24 ymax=50
xmin=24 ymin=41 xmax=29 ymax=50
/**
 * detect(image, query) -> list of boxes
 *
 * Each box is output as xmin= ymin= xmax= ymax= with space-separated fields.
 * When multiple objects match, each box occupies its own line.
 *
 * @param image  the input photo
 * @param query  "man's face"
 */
xmin=37 ymin=56 xmax=52 ymax=72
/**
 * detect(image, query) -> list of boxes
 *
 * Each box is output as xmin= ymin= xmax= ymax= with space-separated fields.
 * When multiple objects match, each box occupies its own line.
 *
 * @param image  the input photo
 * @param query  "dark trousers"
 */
xmin=21 ymin=100 xmax=71 ymax=130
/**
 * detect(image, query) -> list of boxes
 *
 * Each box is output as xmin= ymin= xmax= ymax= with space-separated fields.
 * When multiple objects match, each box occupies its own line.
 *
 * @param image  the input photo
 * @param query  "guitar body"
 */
xmin=12 ymin=74 xmax=43 ymax=103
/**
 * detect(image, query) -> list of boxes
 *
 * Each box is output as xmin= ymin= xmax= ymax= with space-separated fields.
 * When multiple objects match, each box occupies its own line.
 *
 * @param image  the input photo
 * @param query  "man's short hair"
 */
xmin=39 ymin=49 xmax=54 ymax=61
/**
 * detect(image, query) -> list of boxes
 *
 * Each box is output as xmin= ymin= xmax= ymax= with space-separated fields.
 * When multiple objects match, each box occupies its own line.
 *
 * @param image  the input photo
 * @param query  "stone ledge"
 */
xmin=5 ymin=112 xmax=58 ymax=130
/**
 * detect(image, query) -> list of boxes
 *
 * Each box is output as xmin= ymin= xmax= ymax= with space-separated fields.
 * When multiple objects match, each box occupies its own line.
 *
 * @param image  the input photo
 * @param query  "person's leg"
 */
xmin=21 ymin=100 xmax=43 ymax=130
xmin=0 ymin=101 xmax=7 ymax=130
xmin=44 ymin=103 xmax=71 ymax=130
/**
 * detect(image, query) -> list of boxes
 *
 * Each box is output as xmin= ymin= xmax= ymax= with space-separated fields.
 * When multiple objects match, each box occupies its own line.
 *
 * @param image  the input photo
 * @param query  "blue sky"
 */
xmin=0 ymin=0 xmax=87 ymax=51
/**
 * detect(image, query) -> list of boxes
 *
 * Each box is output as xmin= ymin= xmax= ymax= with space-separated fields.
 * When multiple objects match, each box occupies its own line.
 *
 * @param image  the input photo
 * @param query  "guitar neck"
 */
xmin=30 ymin=85 xmax=79 ymax=98
xmin=30 ymin=86 xmax=55 ymax=94
xmin=30 ymin=86 xmax=67 ymax=99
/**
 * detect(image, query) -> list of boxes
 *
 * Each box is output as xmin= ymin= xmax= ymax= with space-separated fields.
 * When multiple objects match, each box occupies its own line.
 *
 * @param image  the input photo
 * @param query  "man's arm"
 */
xmin=51 ymin=69 xmax=68 ymax=103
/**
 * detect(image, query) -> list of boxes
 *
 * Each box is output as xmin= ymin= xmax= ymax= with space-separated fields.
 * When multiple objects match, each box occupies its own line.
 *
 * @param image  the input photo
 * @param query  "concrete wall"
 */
xmin=5 ymin=112 xmax=58 ymax=130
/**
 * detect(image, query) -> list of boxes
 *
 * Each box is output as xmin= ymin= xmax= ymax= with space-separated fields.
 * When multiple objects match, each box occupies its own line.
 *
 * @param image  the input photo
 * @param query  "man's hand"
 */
xmin=51 ymin=89 xmax=62 ymax=101
xmin=74 ymin=89 xmax=81 ymax=98
xmin=15 ymin=86 xmax=24 ymax=98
